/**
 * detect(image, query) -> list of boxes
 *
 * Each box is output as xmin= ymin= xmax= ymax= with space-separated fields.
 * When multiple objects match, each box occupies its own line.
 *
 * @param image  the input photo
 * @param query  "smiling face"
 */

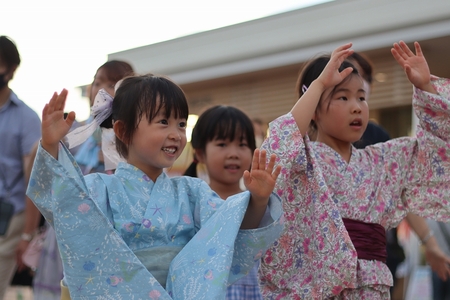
xmin=314 ymin=74 xmax=369 ymax=149
xmin=124 ymin=108 xmax=187 ymax=181
xmin=197 ymin=132 xmax=252 ymax=194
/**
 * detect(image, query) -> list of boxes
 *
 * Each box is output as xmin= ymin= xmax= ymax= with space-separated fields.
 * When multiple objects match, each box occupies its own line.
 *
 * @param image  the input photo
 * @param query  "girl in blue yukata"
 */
xmin=26 ymin=74 xmax=284 ymax=300
xmin=184 ymin=105 xmax=264 ymax=300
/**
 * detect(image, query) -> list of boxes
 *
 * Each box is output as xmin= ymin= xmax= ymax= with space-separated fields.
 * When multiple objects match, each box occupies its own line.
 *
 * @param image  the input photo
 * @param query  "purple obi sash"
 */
xmin=342 ymin=218 xmax=387 ymax=263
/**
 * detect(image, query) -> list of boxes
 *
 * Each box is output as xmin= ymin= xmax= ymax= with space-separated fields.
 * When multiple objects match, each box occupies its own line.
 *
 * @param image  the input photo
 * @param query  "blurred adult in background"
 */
xmin=0 ymin=35 xmax=41 ymax=300
xmin=426 ymin=220 xmax=450 ymax=299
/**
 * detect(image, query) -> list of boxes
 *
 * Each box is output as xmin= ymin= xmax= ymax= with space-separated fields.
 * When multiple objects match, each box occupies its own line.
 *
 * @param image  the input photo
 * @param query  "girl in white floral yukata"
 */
xmin=259 ymin=41 xmax=450 ymax=299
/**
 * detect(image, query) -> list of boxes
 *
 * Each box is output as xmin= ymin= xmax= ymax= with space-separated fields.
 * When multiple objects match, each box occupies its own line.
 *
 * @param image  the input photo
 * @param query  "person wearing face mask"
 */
xmin=0 ymin=35 xmax=41 ymax=300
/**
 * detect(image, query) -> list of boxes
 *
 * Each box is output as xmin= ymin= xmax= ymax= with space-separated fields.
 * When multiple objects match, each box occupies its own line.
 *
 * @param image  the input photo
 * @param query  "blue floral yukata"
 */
xmin=27 ymin=144 xmax=284 ymax=299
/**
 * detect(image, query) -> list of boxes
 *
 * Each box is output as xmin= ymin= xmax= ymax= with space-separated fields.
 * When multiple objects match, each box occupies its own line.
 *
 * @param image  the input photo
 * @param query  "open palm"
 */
xmin=243 ymin=149 xmax=281 ymax=201
xmin=391 ymin=41 xmax=431 ymax=90
xmin=318 ymin=43 xmax=355 ymax=90
xmin=41 ymin=89 xmax=76 ymax=148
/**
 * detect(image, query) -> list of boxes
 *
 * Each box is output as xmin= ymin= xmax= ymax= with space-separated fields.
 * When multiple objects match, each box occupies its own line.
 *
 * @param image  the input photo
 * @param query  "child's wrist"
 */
xmin=310 ymin=80 xmax=326 ymax=92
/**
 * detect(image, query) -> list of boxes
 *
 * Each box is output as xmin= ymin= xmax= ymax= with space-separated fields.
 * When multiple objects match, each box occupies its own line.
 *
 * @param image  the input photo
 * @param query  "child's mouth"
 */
xmin=162 ymin=147 xmax=177 ymax=154
xmin=225 ymin=165 xmax=240 ymax=170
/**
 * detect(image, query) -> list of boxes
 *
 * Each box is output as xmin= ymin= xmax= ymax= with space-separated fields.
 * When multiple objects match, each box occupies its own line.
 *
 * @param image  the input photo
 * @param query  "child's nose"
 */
xmin=227 ymin=146 xmax=239 ymax=158
xmin=352 ymin=101 xmax=362 ymax=113
xmin=168 ymin=130 xmax=181 ymax=141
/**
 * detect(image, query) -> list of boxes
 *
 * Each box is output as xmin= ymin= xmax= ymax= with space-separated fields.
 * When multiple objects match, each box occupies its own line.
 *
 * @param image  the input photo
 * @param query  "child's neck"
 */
xmin=209 ymin=180 xmax=243 ymax=200
xmin=316 ymin=135 xmax=353 ymax=163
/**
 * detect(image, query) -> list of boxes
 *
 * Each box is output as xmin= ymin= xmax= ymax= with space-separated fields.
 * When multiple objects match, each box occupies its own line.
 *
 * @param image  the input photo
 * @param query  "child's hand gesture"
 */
xmin=41 ymin=89 xmax=76 ymax=158
xmin=391 ymin=41 xmax=436 ymax=94
xmin=243 ymin=149 xmax=281 ymax=204
xmin=317 ymin=43 xmax=355 ymax=90
xmin=241 ymin=149 xmax=281 ymax=229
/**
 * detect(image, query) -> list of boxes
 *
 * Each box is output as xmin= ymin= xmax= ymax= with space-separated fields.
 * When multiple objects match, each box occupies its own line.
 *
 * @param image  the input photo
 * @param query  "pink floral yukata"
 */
xmin=259 ymin=76 xmax=450 ymax=299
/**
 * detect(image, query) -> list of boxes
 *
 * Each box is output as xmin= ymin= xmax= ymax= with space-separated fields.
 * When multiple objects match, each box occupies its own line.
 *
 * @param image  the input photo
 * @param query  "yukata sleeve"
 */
xmin=28 ymin=144 xmax=172 ymax=299
xmin=261 ymin=112 xmax=309 ymax=175
xmin=193 ymin=179 xmax=284 ymax=282
xmin=402 ymin=76 xmax=450 ymax=220
xmin=166 ymin=180 xmax=283 ymax=299
xmin=26 ymin=142 xmax=88 ymax=224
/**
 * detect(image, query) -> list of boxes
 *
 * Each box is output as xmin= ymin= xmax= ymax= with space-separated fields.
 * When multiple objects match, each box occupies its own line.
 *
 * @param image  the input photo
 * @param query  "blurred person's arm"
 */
xmin=405 ymin=213 xmax=450 ymax=281
xmin=15 ymin=141 xmax=41 ymax=271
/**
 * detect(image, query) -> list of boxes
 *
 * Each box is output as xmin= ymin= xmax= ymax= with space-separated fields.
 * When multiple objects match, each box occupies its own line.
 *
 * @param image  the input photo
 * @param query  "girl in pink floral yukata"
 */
xmin=259 ymin=40 xmax=450 ymax=299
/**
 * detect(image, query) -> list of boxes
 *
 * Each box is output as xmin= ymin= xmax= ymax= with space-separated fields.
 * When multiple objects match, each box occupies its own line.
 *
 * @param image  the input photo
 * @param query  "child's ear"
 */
xmin=113 ymin=120 xmax=127 ymax=143
xmin=194 ymin=149 xmax=206 ymax=164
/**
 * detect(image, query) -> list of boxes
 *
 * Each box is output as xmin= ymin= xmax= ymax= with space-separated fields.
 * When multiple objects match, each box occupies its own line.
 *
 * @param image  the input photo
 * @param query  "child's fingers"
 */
xmin=391 ymin=48 xmax=405 ymax=66
xmin=332 ymin=42 xmax=352 ymax=54
xmin=393 ymin=43 xmax=409 ymax=60
xmin=399 ymin=41 xmax=414 ymax=57
xmin=266 ymin=153 xmax=276 ymax=173
xmin=340 ymin=67 xmax=354 ymax=79
xmin=243 ymin=170 xmax=250 ymax=185
xmin=414 ymin=41 xmax=423 ymax=57
xmin=272 ymin=165 xmax=282 ymax=180
xmin=65 ymin=111 xmax=76 ymax=128
xmin=258 ymin=149 xmax=267 ymax=170
xmin=252 ymin=148 xmax=260 ymax=170
xmin=56 ymin=89 xmax=68 ymax=111
xmin=46 ymin=92 xmax=58 ymax=114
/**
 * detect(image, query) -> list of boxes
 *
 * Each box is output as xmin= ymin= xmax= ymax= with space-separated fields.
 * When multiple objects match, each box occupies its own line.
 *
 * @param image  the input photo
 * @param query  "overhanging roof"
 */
xmin=109 ymin=0 xmax=450 ymax=84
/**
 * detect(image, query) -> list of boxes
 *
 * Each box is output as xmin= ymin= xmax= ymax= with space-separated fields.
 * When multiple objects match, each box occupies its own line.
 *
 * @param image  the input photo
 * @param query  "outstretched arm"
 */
xmin=391 ymin=41 xmax=437 ymax=95
xmin=41 ymin=89 xmax=76 ymax=158
xmin=405 ymin=213 xmax=450 ymax=281
xmin=241 ymin=149 xmax=281 ymax=229
xmin=291 ymin=43 xmax=354 ymax=136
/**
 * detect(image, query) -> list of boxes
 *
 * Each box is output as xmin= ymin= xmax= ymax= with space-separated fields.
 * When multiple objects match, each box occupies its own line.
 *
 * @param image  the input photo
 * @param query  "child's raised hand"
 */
xmin=243 ymin=149 xmax=281 ymax=203
xmin=391 ymin=41 xmax=435 ymax=93
xmin=317 ymin=43 xmax=354 ymax=90
xmin=41 ymin=89 xmax=76 ymax=157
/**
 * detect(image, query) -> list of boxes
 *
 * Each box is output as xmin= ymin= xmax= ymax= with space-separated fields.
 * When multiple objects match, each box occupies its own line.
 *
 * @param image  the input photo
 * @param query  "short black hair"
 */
xmin=0 ymin=36 xmax=21 ymax=69
xmin=348 ymin=52 xmax=373 ymax=84
xmin=184 ymin=105 xmax=256 ymax=177
xmin=111 ymin=74 xmax=189 ymax=158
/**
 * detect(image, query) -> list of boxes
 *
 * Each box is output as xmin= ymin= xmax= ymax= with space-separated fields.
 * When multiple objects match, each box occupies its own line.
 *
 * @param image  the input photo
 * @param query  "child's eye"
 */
xmin=217 ymin=143 xmax=226 ymax=147
xmin=159 ymin=119 xmax=168 ymax=125
xmin=359 ymin=97 xmax=366 ymax=101
xmin=240 ymin=143 xmax=249 ymax=147
xmin=179 ymin=121 xmax=187 ymax=128
xmin=338 ymin=96 xmax=348 ymax=101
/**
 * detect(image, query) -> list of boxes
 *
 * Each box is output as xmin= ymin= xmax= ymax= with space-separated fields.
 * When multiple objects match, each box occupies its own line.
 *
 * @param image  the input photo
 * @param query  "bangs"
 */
xmin=138 ymin=76 xmax=189 ymax=122
xmin=206 ymin=107 xmax=256 ymax=151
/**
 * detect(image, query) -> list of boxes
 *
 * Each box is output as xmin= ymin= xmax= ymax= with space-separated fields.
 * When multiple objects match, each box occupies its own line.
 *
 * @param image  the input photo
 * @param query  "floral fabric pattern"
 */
xmin=259 ymin=77 xmax=450 ymax=299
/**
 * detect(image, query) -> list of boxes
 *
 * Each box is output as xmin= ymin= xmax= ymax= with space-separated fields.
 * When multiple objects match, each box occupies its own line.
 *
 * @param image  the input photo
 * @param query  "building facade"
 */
xmin=109 ymin=0 xmax=450 ymax=172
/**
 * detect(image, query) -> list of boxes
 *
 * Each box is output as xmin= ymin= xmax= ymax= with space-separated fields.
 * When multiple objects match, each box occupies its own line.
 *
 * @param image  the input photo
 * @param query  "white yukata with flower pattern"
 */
xmin=259 ymin=76 xmax=450 ymax=299
xmin=27 ymin=143 xmax=284 ymax=300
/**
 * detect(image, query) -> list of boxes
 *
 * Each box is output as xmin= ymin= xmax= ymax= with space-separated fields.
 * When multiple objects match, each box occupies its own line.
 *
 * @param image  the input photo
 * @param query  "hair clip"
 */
xmin=302 ymin=84 xmax=308 ymax=94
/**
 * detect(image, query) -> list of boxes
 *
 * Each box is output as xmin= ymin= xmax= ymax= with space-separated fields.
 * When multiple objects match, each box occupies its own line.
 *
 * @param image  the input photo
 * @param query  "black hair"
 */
xmin=111 ymin=74 xmax=189 ymax=158
xmin=184 ymin=105 xmax=256 ymax=177
xmin=296 ymin=55 xmax=361 ymax=134
xmin=0 ymin=36 xmax=20 ymax=82
xmin=348 ymin=52 xmax=373 ymax=84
